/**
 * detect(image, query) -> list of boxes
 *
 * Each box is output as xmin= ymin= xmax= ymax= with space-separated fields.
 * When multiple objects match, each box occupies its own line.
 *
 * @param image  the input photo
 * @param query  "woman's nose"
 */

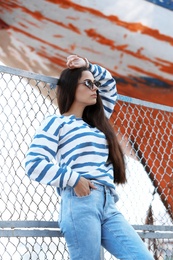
xmin=93 ymin=84 xmax=98 ymax=90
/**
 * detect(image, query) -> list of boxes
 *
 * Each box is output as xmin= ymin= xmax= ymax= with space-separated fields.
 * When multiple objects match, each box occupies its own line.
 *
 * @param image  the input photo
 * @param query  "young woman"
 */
xmin=25 ymin=55 xmax=154 ymax=260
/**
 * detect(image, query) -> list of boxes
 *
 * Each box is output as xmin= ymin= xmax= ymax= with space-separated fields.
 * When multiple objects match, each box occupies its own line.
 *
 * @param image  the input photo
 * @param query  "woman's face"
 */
xmin=74 ymin=70 xmax=98 ymax=108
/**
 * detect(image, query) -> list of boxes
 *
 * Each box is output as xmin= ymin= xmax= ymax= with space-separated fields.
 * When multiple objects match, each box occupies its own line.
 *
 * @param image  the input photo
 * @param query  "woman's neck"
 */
xmin=63 ymin=110 xmax=83 ymax=118
xmin=63 ymin=104 xmax=84 ymax=118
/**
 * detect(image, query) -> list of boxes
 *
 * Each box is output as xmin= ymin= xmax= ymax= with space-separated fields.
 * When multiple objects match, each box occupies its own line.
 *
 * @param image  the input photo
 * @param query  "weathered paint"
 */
xmin=1 ymin=1 xmax=173 ymax=78
xmin=0 ymin=18 xmax=9 ymax=29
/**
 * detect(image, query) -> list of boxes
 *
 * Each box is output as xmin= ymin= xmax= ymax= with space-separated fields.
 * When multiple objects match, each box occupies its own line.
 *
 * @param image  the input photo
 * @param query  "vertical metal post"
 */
xmin=100 ymin=247 xmax=104 ymax=260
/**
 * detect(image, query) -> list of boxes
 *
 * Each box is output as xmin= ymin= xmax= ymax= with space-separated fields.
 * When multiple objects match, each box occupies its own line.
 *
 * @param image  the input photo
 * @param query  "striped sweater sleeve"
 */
xmin=25 ymin=116 xmax=80 ymax=188
xmin=89 ymin=63 xmax=117 ymax=118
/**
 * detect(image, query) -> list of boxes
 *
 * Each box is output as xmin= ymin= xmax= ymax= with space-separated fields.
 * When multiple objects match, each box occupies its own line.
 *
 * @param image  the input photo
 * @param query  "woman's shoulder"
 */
xmin=42 ymin=114 xmax=63 ymax=124
xmin=44 ymin=114 xmax=77 ymax=124
xmin=37 ymin=114 xmax=67 ymax=135
xmin=45 ymin=114 xmax=62 ymax=121
xmin=39 ymin=114 xmax=78 ymax=134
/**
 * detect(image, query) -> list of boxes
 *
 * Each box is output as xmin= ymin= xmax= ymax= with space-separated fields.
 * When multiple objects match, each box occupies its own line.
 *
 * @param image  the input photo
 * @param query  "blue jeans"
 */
xmin=59 ymin=183 xmax=154 ymax=260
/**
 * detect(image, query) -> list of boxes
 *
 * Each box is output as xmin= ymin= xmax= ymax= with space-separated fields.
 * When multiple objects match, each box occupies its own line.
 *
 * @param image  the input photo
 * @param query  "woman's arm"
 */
xmin=89 ymin=63 xmax=117 ymax=119
xmin=25 ymin=116 xmax=80 ymax=188
xmin=66 ymin=54 xmax=117 ymax=118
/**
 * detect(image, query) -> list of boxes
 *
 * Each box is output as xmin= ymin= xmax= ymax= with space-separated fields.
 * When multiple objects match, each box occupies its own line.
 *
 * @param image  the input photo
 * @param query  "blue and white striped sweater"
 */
xmin=25 ymin=63 xmax=118 ymax=198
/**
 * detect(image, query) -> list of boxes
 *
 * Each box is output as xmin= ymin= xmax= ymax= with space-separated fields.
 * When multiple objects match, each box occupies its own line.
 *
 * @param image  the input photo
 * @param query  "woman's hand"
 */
xmin=74 ymin=176 xmax=97 ymax=197
xmin=66 ymin=55 xmax=89 ymax=69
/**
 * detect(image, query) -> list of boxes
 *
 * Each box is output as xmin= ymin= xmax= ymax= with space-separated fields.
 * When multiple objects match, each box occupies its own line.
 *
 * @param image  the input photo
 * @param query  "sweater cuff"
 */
xmin=67 ymin=171 xmax=80 ymax=187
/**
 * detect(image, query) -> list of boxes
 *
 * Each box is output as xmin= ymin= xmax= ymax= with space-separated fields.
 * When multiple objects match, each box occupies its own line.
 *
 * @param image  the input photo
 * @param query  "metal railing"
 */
xmin=0 ymin=221 xmax=172 ymax=260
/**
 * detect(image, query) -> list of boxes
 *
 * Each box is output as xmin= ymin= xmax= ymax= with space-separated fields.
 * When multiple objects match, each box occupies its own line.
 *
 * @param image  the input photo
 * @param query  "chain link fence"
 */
xmin=0 ymin=65 xmax=172 ymax=260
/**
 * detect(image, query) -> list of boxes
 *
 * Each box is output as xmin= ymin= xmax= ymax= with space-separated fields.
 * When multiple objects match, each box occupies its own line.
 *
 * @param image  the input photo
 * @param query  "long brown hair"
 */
xmin=57 ymin=67 xmax=126 ymax=184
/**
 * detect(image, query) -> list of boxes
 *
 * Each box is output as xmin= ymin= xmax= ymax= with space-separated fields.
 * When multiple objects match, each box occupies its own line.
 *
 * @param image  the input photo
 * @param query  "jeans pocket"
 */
xmin=71 ymin=188 xmax=93 ymax=198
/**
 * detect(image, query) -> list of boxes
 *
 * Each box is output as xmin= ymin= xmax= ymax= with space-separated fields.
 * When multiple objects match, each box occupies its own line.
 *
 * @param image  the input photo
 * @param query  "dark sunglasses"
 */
xmin=78 ymin=79 xmax=101 ymax=90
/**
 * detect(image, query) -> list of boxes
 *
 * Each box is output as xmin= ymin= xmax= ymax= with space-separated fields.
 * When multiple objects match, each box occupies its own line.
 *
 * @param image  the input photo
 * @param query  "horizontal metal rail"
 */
xmin=1 ymin=65 xmax=173 ymax=112
xmin=118 ymin=94 xmax=173 ymax=113
xmin=0 ymin=221 xmax=172 ymax=239
xmin=0 ymin=65 xmax=58 ymax=84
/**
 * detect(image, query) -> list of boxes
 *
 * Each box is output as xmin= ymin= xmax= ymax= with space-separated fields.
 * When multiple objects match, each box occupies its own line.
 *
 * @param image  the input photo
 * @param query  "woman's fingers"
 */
xmin=66 ymin=55 xmax=77 ymax=67
xmin=66 ymin=55 xmax=86 ymax=69
xmin=74 ymin=177 xmax=97 ymax=197
xmin=89 ymin=182 xmax=97 ymax=190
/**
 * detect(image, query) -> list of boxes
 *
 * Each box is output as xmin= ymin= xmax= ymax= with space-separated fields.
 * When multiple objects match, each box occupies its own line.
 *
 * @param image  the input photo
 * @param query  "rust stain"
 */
xmin=1 ymin=1 xmax=81 ymax=34
xmin=37 ymin=51 xmax=66 ymax=68
xmin=53 ymin=34 xmax=63 ymax=38
xmin=156 ymin=58 xmax=173 ymax=74
xmin=2 ymin=0 xmax=173 ymax=46
xmin=128 ymin=65 xmax=173 ymax=85
xmin=103 ymin=67 xmax=173 ymax=106
xmin=82 ymin=46 xmax=102 ymax=55
xmin=29 ymin=46 xmax=35 ymax=52
xmin=136 ymin=47 xmax=144 ymax=55
xmin=28 ymin=11 xmax=45 ymax=21
xmin=9 ymin=25 xmax=78 ymax=57
xmin=25 ymin=19 xmax=40 ymax=28
xmin=10 ymin=25 xmax=65 ymax=52
xmin=85 ymin=28 xmax=173 ymax=77
xmin=0 ymin=18 xmax=10 ymax=29
xmin=67 ymin=23 xmax=80 ymax=34
xmin=125 ymin=50 xmax=173 ymax=76
xmin=66 ymin=15 xmax=79 ymax=21
xmin=2 ymin=1 xmax=45 ymax=21
xmin=69 ymin=43 xmax=77 ymax=52
xmin=85 ymin=29 xmax=116 ymax=49
xmin=18 ymin=22 xmax=28 ymax=29
xmin=118 ymin=81 xmax=173 ymax=107
xmin=0 ymin=2 xmax=18 ymax=13
xmin=2 ymin=0 xmax=173 ymax=76
xmin=45 ymin=0 xmax=173 ymax=46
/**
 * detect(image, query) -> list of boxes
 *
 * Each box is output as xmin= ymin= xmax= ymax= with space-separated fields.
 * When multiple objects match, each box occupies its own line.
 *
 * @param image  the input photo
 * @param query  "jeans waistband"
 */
xmin=90 ymin=181 xmax=111 ymax=193
xmin=64 ymin=181 xmax=111 ymax=193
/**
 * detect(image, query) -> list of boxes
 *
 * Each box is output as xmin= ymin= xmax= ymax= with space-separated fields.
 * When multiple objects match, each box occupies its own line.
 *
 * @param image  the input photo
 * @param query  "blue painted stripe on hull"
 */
xmin=145 ymin=0 xmax=173 ymax=11
xmin=114 ymin=77 xmax=173 ymax=89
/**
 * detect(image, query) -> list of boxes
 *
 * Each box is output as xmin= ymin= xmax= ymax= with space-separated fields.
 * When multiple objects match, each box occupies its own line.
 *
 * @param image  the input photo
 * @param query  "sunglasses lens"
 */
xmin=85 ymin=80 xmax=93 ymax=89
xmin=84 ymin=80 xmax=101 ymax=89
xmin=94 ymin=80 xmax=101 ymax=88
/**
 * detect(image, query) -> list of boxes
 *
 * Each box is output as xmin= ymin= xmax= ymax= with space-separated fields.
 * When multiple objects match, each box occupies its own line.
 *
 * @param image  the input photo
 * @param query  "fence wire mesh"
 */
xmin=0 ymin=65 xmax=172 ymax=260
